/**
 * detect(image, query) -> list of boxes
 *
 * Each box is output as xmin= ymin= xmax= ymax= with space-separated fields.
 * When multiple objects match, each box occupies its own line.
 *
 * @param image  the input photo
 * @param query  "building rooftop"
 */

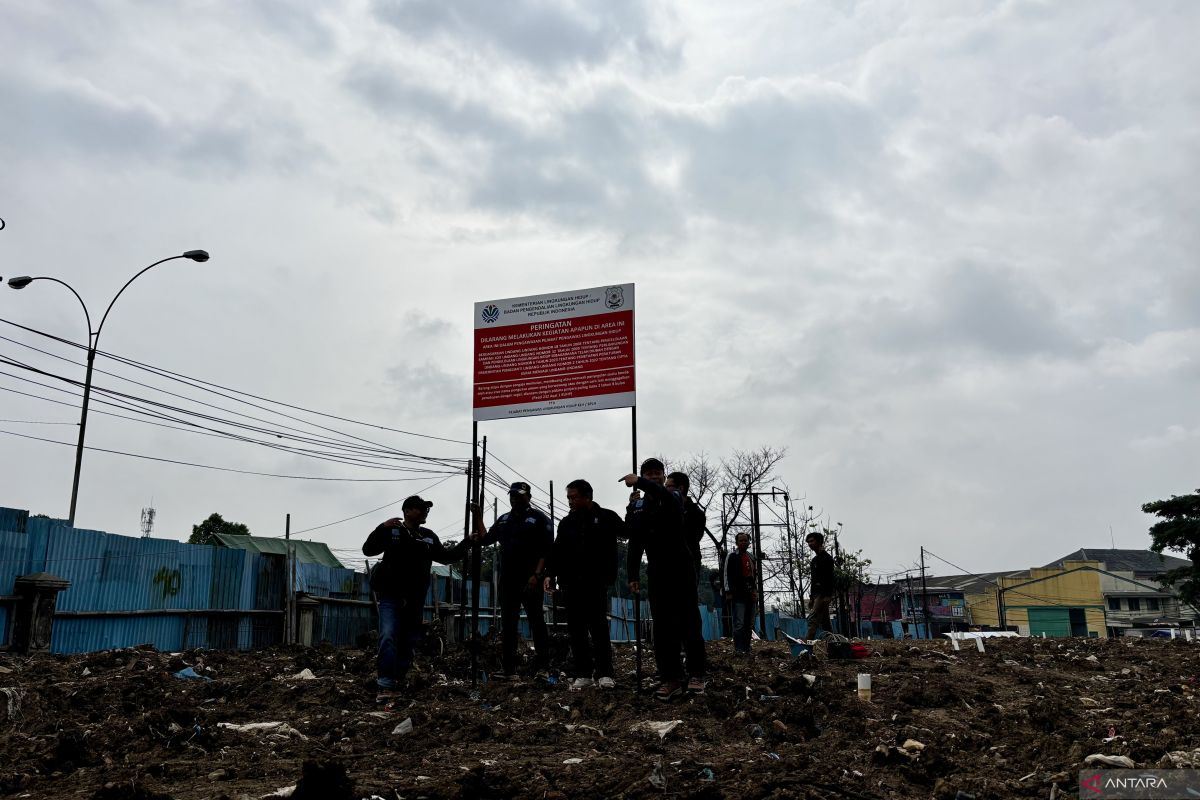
xmin=1043 ymin=549 xmax=1191 ymax=575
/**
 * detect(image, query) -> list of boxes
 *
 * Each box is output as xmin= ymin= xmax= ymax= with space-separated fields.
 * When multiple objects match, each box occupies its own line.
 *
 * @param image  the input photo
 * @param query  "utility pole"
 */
xmin=920 ymin=546 xmax=931 ymax=640
xmin=751 ymin=489 xmax=767 ymax=634
xmin=285 ymin=513 xmax=294 ymax=645
xmin=905 ymin=572 xmax=914 ymax=636
xmin=458 ymin=462 xmax=472 ymax=644
xmin=832 ymin=523 xmax=847 ymax=637
xmin=783 ymin=494 xmax=798 ymax=616
xmin=469 ymin=437 xmax=486 ymax=686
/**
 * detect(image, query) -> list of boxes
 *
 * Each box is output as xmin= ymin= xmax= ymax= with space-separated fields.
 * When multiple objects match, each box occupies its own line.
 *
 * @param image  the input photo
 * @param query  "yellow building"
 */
xmin=930 ymin=560 xmax=1107 ymax=637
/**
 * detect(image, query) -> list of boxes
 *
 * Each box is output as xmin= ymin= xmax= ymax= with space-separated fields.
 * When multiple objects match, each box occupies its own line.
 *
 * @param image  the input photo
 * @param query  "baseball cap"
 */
xmin=508 ymin=482 xmax=531 ymax=495
xmin=402 ymin=495 xmax=433 ymax=510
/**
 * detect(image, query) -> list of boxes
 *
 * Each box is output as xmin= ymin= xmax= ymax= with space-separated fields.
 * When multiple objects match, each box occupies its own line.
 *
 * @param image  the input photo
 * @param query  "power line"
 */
xmin=921 ymin=547 xmax=1074 ymax=610
xmin=0 ymin=358 xmax=467 ymax=472
xmin=286 ymin=472 xmax=461 ymax=537
xmin=0 ymin=372 xmax=458 ymax=477
xmin=0 ymin=316 xmax=470 ymax=445
xmin=0 ymin=428 xmax=462 ymax=482
xmin=0 ymin=353 xmax=464 ymax=469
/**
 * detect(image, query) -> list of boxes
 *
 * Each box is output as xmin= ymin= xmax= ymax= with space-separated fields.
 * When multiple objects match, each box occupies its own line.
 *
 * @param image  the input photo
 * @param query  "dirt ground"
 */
xmin=2 ymin=634 xmax=1200 ymax=799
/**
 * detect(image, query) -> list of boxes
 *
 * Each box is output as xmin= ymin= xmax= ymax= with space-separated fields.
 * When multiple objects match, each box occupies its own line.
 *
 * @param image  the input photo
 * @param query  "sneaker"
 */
xmin=569 ymin=677 xmax=595 ymax=691
xmin=597 ymin=676 xmax=616 ymax=690
xmin=655 ymin=680 xmax=684 ymax=701
xmin=686 ymin=676 xmax=706 ymax=694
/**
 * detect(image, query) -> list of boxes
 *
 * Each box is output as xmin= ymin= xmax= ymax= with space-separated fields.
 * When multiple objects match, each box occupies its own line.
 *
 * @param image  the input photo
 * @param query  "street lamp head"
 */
xmin=182 ymin=250 xmax=209 ymax=262
xmin=7 ymin=276 xmax=34 ymax=290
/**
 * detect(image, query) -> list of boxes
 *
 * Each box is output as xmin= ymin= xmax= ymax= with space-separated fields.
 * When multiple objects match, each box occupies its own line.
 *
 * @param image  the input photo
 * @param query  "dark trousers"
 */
xmin=809 ymin=594 xmax=833 ymax=637
xmin=499 ymin=579 xmax=549 ymax=674
xmin=732 ymin=599 xmax=755 ymax=653
xmin=376 ymin=592 xmax=421 ymax=688
xmin=648 ymin=567 xmax=707 ymax=682
xmin=564 ymin=583 xmax=613 ymax=679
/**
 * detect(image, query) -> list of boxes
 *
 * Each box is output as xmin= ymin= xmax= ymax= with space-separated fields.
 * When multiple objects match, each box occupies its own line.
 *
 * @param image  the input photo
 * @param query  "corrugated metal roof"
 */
xmin=1045 ymin=549 xmax=1191 ymax=575
xmin=210 ymin=533 xmax=343 ymax=568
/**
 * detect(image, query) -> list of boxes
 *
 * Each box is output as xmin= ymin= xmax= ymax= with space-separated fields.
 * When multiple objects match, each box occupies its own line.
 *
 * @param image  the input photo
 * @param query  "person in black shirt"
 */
xmin=724 ymin=532 xmax=757 ymax=654
xmin=623 ymin=458 xmax=707 ymax=700
xmin=543 ymin=479 xmax=624 ymax=690
xmin=806 ymin=531 xmax=836 ymax=638
xmin=471 ymin=481 xmax=553 ymax=679
xmin=363 ymin=496 xmax=469 ymax=694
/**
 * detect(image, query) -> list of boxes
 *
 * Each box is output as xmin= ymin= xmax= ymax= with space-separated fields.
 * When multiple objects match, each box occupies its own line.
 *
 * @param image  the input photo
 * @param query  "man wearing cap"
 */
xmin=471 ymin=482 xmax=554 ymax=679
xmin=363 ymin=496 xmax=469 ymax=695
xmin=623 ymin=458 xmax=707 ymax=701
xmin=543 ymin=479 xmax=624 ymax=690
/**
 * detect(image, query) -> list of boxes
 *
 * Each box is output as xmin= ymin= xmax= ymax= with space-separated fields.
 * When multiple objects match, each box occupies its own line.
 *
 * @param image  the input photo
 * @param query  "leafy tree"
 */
xmin=1145 ymin=489 xmax=1200 ymax=604
xmin=189 ymin=512 xmax=251 ymax=546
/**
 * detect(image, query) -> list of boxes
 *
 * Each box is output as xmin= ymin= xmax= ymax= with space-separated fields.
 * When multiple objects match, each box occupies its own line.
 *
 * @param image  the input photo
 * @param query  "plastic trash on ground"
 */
xmin=630 ymin=720 xmax=683 ymax=739
xmin=173 ymin=666 xmax=213 ymax=682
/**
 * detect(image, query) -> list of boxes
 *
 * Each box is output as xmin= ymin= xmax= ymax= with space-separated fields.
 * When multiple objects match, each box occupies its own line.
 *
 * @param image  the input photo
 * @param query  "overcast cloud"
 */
xmin=1 ymin=0 xmax=1197 ymax=579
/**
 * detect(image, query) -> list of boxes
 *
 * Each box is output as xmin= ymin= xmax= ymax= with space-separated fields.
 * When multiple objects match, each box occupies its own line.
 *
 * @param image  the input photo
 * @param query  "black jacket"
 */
xmin=810 ymin=550 xmax=836 ymax=596
xmin=478 ymin=505 xmax=553 ymax=584
xmin=625 ymin=477 xmax=691 ymax=580
xmin=682 ymin=498 xmax=706 ymax=573
xmin=547 ymin=503 xmax=623 ymax=589
xmin=724 ymin=549 xmax=757 ymax=602
xmin=363 ymin=522 xmax=468 ymax=605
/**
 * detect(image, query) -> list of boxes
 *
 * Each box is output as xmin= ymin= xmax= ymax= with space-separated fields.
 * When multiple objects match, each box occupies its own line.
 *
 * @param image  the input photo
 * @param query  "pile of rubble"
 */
xmin=1 ymin=635 xmax=1198 ymax=798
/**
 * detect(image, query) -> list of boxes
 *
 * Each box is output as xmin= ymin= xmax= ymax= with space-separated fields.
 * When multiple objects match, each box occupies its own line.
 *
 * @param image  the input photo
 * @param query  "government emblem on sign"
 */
xmin=605 ymin=286 xmax=624 ymax=309
xmin=481 ymin=304 xmax=500 ymax=324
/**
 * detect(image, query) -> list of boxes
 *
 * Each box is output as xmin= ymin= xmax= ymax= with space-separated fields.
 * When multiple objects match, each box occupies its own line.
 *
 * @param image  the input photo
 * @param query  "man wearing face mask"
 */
xmin=471 ymin=482 xmax=554 ymax=680
xmin=363 ymin=496 xmax=469 ymax=696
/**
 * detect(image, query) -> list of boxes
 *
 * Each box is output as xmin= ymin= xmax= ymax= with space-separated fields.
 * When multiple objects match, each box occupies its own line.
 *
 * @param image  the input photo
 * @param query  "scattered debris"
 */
xmin=648 ymin=758 xmax=666 ymax=789
xmin=1 ymin=686 xmax=24 ymax=720
xmin=218 ymin=721 xmax=309 ymax=740
xmin=391 ymin=718 xmax=413 ymax=735
xmin=0 ymin=636 xmax=1189 ymax=798
xmin=1084 ymin=754 xmax=1136 ymax=768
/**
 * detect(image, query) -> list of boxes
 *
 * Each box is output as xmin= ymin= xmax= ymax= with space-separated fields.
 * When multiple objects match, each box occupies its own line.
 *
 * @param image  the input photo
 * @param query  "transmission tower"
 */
xmin=140 ymin=506 xmax=156 ymax=538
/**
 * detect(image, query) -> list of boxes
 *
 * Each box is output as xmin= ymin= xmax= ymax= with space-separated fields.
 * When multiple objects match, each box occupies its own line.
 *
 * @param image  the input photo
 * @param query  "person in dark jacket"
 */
xmin=806 ymin=531 xmax=836 ymax=638
xmin=471 ymin=481 xmax=553 ymax=679
xmin=623 ymin=458 xmax=707 ymax=700
xmin=363 ymin=496 xmax=469 ymax=694
xmin=666 ymin=471 xmax=709 ymax=681
xmin=666 ymin=471 xmax=706 ymax=576
xmin=543 ymin=479 xmax=624 ymax=690
xmin=724 ymin=532 xmax=758 ymax=654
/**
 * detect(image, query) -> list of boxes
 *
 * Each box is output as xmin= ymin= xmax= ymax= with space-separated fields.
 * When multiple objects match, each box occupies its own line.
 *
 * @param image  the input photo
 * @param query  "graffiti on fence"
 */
xmin=153 ymin=567 xmax=182 ymax=598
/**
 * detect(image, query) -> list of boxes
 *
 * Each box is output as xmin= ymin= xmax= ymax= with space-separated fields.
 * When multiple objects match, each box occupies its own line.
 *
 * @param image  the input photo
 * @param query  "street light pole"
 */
xmin=7 ymin=250 xmax=209 ymax=526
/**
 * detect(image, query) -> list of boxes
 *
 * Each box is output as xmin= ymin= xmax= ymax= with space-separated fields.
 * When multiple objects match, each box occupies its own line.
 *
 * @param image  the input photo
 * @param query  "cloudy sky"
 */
xmin=2 ymin=0 xmax=1197 ymax=582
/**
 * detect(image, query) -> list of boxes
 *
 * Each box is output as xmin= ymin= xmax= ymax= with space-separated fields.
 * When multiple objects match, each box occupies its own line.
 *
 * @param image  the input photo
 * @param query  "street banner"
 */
xmin=473 ymin=284 xmax=635 ymax=421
